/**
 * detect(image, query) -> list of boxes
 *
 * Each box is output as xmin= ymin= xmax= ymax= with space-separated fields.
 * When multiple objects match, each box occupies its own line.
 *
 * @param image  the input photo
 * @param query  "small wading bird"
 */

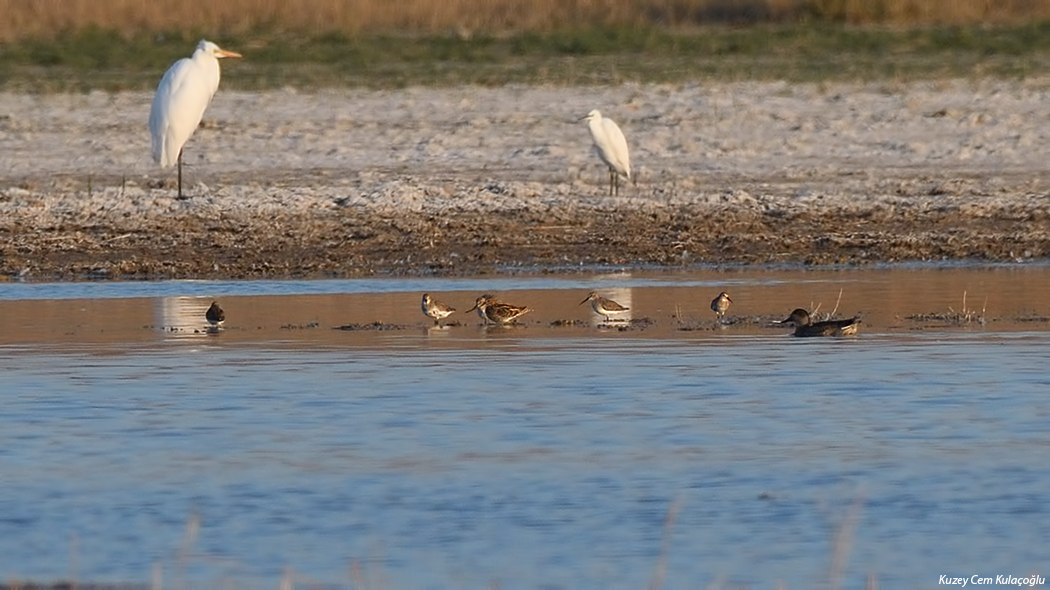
xmin=580 ymin=291 xmax=630 ymax=322
xmin=205 ymin=301 xmax=225 ymax=327
xmin=711 ymin=292 xmax=733 ymax=319
xmin=466 ymin=294 xmax=532 ymax=325
xmin=779 ymin=308 xmax=860 ymax=337
xmin=421 ymin=293 xmax=456 ymax=325
xmin=581 ymin=109 xmax=631 ymax=196
xmin=149 ymin=40 xmax=241 ymax=199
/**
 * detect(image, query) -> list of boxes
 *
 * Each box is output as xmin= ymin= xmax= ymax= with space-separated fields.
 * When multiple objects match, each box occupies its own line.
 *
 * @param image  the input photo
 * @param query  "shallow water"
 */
xmin=2 ymin=267 xmax=1049 ymax=589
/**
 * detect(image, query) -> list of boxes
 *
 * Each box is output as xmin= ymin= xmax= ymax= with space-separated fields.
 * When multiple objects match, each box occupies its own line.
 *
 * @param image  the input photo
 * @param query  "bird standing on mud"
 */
xmin=421 ymin=293 xmax=456 ymax=325
xmin=581 ymin=109 xmax=631 ymax=196
xmin=466 ymin=294 xmax=532 ymax=325
xmin=711 ymin=292 xmax=733 ymax=319
xmin=580 ymin=291 xmax=630 ymax=322
xmin=149 ymin=39 xmax=241 ymax=199
xmin=205 ymin=301 xmax=225 ymax=327
xmin=779 ymin=308 xmax=860 ymax=337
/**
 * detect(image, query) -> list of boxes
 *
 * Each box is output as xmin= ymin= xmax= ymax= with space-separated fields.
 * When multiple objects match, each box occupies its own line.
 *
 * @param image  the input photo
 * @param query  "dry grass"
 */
xmin=3 ymin=0 xmax=1050 ymax=41
xmin=905 ymin=291 xmax=988 ymax=325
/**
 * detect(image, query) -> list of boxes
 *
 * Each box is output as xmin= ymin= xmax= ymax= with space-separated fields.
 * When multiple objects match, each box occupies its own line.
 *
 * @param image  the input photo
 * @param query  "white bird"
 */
xmin=581 ymin=109 xmax=631 ymax=196
xmin=149 ymin=39 xmax=241 ymax=199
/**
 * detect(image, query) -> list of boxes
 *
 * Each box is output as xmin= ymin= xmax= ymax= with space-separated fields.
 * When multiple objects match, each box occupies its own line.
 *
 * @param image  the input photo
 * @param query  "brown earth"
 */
xmin=3 ymin=82 xmax=1050 ymax=280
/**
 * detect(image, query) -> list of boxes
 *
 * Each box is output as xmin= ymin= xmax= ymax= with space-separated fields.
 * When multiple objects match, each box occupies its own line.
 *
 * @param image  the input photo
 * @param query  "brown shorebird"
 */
xmin=466 ymin=294 xmax=532 ymax=325
xmin=711 ymin=292 xmax=733 ymax=319
xmin=580 ymin=291 xmax=630 ymax=322
xmin=205 ymin=301 xmax=225 ymax=326
xmin=421 ymin=293 xmax=456 ymax=325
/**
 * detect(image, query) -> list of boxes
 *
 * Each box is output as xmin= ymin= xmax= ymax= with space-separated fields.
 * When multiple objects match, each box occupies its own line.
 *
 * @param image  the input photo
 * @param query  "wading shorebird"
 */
xmin=466 ymin=294 xmax=532 ymax=325
xmin=779 ymin=308 xmax=860 ymax=337
xmin=711 ymin=292 xmax=733 ymax=319
xmin=205 ymin=301 xmax=225 ymax=327
xmin=421 ymin=293 xmax=456 ymax=325
xmin=580 ymin=291 xmax=630 ymax=322
xmin=580 ymin=109 xmax=631 ymax=196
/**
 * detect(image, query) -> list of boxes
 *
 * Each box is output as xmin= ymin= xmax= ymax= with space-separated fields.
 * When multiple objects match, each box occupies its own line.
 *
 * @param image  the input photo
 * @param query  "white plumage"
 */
xmin=582 ymin=109 xmax=631 ymax=196
xmin=148 ymin=40 xmax=240 ymax=197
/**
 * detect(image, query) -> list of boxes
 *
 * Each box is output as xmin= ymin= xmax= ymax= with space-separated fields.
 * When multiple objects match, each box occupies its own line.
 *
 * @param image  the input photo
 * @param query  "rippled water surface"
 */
xmin=2 ymin=267 xmax=1049 ymax=589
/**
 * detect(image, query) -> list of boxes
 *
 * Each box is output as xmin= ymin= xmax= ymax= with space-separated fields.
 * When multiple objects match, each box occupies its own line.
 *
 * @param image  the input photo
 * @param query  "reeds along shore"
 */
xmin=3 ymin=0 xmax=1050 ymax=41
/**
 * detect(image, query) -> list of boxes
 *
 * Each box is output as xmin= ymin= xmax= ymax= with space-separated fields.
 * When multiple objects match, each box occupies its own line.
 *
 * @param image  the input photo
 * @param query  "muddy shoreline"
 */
xmin=3 ymin=82 xmax=1050 ymax=280
xmin=2 ymin=178 xmax=1049 ymax=281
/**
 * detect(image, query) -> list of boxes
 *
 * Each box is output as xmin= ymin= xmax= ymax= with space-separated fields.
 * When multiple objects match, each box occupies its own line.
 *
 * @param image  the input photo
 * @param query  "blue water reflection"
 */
xmin=2 ymin=333 xmax=1048 ymax=589
xmin=0 ymin=273 xmax=797 ymax=302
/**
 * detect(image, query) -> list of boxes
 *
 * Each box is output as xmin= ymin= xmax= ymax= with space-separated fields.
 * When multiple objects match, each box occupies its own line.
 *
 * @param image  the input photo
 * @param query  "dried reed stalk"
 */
xmin=2 ymin=0 xmax=1049 ymax=41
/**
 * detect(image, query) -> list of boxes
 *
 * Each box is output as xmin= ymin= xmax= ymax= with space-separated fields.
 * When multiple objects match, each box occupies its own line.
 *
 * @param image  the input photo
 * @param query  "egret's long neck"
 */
xmin=588 ymin=117 xmax=603 ymax=140
xmin=194 ymin=51 xmax=222 ymax=94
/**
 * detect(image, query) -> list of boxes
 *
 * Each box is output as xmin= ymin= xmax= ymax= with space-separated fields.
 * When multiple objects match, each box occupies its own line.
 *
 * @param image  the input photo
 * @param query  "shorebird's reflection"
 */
xmin=156 ymin=297 xmax=222 ymax=336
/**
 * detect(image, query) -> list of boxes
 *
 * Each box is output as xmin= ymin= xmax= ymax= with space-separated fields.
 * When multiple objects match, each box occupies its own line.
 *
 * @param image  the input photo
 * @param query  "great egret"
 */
xmin=779 ymin=308 xmax=861 ymax=337
xmin=581 ymin=109 xmax=631 ymax=196
xmin=149 ymin=40 xmax=241 ymax=199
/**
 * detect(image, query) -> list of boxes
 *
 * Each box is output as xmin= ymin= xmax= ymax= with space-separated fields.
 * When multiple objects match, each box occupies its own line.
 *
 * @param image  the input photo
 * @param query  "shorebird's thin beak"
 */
xmin=466 ymin=304 xmax=479 ymax=313
xmin=727 ymin=296 xmax=733 ymax=303
xmin=579 ymin=296 xmax=591 ymax=305
xmin=218 ymin=49 xmax=242 ymax=58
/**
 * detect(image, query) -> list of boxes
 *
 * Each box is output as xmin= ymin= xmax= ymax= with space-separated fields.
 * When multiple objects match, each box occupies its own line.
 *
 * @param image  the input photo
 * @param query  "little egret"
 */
xmin=581 ymin=109 xmax=631 ymax=196
xmin=149 ymin=40 xmax=241 ymax=199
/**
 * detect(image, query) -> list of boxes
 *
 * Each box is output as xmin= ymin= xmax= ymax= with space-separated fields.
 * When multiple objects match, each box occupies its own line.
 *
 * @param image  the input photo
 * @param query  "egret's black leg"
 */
xmin=177 ymin=149 xmax=184 ymax=200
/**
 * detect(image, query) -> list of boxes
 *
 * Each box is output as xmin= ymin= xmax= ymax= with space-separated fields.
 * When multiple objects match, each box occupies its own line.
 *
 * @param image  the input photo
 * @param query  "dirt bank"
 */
xmin=3 ymin=81 xmax=1050 ymax=280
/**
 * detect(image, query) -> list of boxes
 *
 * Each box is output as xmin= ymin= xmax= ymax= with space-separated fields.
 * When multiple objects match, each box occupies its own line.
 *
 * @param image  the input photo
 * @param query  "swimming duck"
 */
xmin=780 ymin=308 xmax=860 ymax=337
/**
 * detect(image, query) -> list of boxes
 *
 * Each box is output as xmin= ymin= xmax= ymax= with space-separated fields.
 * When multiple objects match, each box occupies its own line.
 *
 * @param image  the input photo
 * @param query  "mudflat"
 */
xmin=2 ymin=80 xmax=1050 ymax=280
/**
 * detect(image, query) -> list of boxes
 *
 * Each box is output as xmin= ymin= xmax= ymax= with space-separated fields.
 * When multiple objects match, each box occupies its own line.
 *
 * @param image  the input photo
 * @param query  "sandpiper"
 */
xmin=779 ymin=308 xmax=860 ymax=337
xmin=205 ymin=301 xmax=225 ymax=326
xmin=580 ymin=291 xmax=630 ymax=321
xmin=466 ymin=294 xmax=532 ymax=325
xmin=421 ymin=293 xmax=456 ymax=325
xmin=711 ymin=292 xmax=733 ymax=319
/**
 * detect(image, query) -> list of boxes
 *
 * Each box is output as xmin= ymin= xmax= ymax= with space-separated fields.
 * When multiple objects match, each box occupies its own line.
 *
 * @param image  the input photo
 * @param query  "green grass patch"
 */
xmin=3 ymin=23 xmax=1050 ymax=91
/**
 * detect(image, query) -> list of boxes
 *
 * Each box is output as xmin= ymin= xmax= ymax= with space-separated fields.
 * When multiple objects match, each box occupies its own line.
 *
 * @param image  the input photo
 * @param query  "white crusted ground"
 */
xmin=2 ymin=80 xmax=1050 ymax=276
xmin=3 ymin=79 xmax=1050 ymax=210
